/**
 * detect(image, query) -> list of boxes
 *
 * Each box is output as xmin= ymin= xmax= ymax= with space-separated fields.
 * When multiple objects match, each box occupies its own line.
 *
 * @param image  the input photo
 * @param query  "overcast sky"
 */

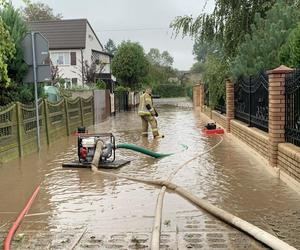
xmin=11 ymin=0 xmax=215 ymax=70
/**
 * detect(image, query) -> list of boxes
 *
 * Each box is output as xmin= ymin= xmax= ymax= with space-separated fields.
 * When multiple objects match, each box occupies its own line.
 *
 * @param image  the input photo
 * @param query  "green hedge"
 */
xmin=153 ymin=84 xmax=186 ymax=98
xmin=185 ymin=85 xmax=193 ymax=100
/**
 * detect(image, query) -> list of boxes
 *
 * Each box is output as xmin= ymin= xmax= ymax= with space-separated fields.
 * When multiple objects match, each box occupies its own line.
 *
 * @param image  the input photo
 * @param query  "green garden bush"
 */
xmin=152 ymin=84 xmax=186 ymax=98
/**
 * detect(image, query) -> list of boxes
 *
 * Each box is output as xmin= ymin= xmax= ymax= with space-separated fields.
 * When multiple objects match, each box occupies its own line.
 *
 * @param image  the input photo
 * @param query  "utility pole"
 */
xmin=31 ymin=32 xmax=41 ymax=150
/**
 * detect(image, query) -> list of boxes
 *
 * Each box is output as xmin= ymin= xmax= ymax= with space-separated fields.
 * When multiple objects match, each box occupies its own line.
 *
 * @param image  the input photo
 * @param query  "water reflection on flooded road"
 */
xmin=0 ymin=98 xmax=299 ymax=249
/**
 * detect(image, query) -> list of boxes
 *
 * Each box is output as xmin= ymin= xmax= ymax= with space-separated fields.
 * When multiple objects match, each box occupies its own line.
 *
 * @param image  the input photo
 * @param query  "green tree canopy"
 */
xmin=171 ymin=0 xmax=276 ymax=59
xmin=104 ymin=38 xmax=117 ymax=55
xmin=190 ymin=61 xmax=204 ymax=73
xmin=147 ymin=48 xmax=161 ymax=65
xmin=147 ymin=48 xmax=174 ymax=67
xmin=231 ymin=0 xmax=300 ymax=77
xmin=111 ymin=41 xmax=149 ymax=89
xmin=145 ymin=48 xmax=177 ymax=87
xmin=280 ymin=22 xmax=300 ymax=67
xmin=0 ymin=18 xmax=15 ymax=86
xmin=0 ymin=2 xmax=28 ymax=83
xmin=161 ymin=51 xmax=174 ymax=67
xmin=203 ymin=54 xmax=228 ymax=107
xmin=21 ymin=0 xmax=62 ymax=21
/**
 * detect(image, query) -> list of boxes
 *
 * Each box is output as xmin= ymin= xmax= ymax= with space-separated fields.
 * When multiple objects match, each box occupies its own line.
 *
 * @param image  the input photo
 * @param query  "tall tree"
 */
xmin=280 ymin=22 xmax=300 ymax=67
xmin=171 ymin=0 xmax=277 ymax=58
xmin=190 ymin=61 xmax=204 ymax=73
xmin=111 ymin=41 xmax=149 ymax=89
xmin=147 ymin=48 xmax=174 ymax=67
xmin=202 ymin=54 xmax=228 ymax=106
xmin=231 ymin=0 xmax=300 ymax=77
xmin=0 ymin=18 xmax=15 ymax=86
xmin=21 ymin=0 xmax=62 ymax=21
xmin=145 ymin=48 xmax=177 ymax=86
xmin=104 ymin=39 xmax=117 ymax=55
xmin=161 ymin=51 xmax=174 ymax=67
xmin=147 ymin=48 xmax=161 ymax=65
xmin=0 ymin=2 xmax=28 ymax=83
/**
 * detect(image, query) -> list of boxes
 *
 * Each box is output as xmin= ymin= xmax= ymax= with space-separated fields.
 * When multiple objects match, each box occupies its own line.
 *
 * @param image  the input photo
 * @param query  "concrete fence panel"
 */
xmin=0 ymin=95 xmax=96 ymax=163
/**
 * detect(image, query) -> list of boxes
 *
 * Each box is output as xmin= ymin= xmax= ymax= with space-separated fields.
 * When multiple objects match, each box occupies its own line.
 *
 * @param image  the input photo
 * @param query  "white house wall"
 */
xmin=50 ymin=22 xmax=112 ymax=86
xmin=50 ymin=49 xmax=83 ymax=85
xmin=99 ymin=54 xmax=111 ymax=74
xmin=84 ymin=23 xmax=111 ymax=74
xmin=84 ymin=23 xmax=103 ymax=64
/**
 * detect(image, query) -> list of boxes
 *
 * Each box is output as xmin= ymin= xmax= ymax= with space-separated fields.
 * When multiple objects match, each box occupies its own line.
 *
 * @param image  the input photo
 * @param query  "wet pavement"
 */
xmin=0 ymin=98 xmax=299 ymax=249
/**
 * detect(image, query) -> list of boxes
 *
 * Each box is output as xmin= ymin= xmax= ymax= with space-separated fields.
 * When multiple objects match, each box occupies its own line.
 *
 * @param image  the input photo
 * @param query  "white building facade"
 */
xmin=30 ymin=19 xmax=114 ymax=89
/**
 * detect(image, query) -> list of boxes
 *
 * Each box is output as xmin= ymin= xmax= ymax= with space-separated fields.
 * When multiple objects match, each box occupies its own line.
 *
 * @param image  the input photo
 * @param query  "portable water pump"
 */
xmin=78 ymin=132 xmax=116 ymax=164
xmin=62 ymin=127 xmax=169 ymax=169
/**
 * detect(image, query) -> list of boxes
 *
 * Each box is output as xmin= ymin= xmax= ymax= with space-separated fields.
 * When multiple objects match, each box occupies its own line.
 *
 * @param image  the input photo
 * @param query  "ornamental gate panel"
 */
xmin=234 ymin=72 xmax=269 ymax=132
xmin=215 ymin=84 xmax=226 ymax=114
xmin=204 ymin=83 xmax=209 ymax=106
xmin=285 ymin=68 xmax=300 ymax=146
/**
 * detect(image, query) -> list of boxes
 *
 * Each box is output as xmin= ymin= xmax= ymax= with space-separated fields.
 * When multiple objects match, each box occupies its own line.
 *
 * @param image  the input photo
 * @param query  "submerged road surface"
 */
xmin=0 ymin=98 xmax=300 ymax=249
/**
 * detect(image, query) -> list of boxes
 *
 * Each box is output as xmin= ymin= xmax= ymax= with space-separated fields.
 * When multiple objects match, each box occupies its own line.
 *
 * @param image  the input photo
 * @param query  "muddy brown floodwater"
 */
xmin=0 ymin=98 xmax=300 ymax=250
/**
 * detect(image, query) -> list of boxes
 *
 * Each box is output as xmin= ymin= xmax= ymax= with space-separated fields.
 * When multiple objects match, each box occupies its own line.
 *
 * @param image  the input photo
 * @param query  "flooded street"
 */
xmin=0 ymin=98 xmax=300 ymax=249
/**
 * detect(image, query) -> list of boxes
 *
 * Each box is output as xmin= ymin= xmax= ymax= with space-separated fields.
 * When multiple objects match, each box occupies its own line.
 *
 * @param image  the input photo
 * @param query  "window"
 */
xmin=70 ymin=52 xmax=76 ymax=65
xmin=72 ymin=78 xmax=78 ymax=86
xmin=51 ymin=52 xmax=70 ymax=65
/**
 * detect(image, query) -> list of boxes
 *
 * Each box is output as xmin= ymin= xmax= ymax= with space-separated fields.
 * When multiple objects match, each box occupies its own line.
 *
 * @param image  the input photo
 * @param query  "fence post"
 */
xmin=226 ymin=79 xmax=234 ymax=132
xmin=79 ymin=98 xmax=84 ymax=126
xmin=15 ymin=102 xmax=23 ymax=157
xmin=63 ymin=98 xmax=70 ymax=136
xmin=43 ymin=99 xmax=50 ymax=144
xmin=267 ymin=65 xmax=292 ymax=167
xmin=92 ymin=94 xmax=95 ymax=125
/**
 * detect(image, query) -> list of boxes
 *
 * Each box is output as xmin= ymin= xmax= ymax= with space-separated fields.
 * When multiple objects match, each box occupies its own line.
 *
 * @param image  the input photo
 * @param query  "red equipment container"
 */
xmin=202 ymin=127 xmax=225 ymax=135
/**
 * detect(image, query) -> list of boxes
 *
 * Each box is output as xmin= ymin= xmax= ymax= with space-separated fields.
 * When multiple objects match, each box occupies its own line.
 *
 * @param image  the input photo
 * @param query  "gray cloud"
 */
xmin=12 ymin=0 xmax=215 ymax=70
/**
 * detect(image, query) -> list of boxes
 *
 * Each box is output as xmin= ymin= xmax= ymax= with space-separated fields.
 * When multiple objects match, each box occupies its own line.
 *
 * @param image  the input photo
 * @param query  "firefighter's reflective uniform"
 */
xmin=138 ymin=93 xmax=159 ymax=137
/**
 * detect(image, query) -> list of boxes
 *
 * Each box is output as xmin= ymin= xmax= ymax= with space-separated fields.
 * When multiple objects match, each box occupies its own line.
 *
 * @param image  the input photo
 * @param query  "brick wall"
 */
xmin=230 ymin=119 xmax=269 ymax=159
xmin=193 ymin=85 xmax=201 ymax=107
xmin=212 ymin=111 xmax=226 ymax=129
xmin=202 ymin=106 xmax=212 ymax=118
xmin=278 ymin=143 xmax=300 ymax=183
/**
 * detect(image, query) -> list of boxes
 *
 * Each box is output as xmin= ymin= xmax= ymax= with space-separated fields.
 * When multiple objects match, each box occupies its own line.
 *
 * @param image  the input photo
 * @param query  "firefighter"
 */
xmin=138 ymin=87 xmax=162 ymax=138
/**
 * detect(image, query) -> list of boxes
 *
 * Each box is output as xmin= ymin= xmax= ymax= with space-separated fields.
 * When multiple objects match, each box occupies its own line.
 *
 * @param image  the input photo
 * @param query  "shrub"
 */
xmin=114 ymin=85 xmax=128 ymax=93
xmin=152 ymin=84 xmax=186 ymax=98
xmin=96 ymin=80 xmax=106 ymax=89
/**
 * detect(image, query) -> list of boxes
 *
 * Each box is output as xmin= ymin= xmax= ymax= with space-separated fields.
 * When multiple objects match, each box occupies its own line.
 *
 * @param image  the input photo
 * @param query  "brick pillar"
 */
xmin=267 ymin=65 xmax=292 ymax=167
xmin=193 ymin=84 xmax=201 ymax=107
xmin=199 ymin=83 xmax=204 ymax=111
xmin=226 ymin=79 xmax=234 ymax=132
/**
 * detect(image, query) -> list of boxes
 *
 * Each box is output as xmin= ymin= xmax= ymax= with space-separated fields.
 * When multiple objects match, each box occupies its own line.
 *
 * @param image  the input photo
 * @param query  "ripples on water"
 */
xmin=0 ymin=100 xmax=300 ymax=249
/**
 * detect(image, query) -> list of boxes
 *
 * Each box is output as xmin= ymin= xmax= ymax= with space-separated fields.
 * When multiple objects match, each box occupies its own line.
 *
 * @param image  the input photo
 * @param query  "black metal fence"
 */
xmin=215 ymin=83 xmax=226 ymax=114
xmin=115 ymin=91 xmax=128 ymax=112
xmin=204 ymin=84 xmax=209 ymax=106
xmin=285 ymin=68 xmax=300 ymax=146
xmin=215 ymin=95 xmax=226 ymax=114
xmin=234 ymin=72 xmax=269 ymax=132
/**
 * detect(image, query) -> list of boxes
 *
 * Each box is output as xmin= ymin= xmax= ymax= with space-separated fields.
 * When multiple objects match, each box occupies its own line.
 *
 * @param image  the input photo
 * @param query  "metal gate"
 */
xmin=204 ymin=83 xmax=209 ymax=106
xmin=215 ymin=87 xmax=226 ymax=114
xmin=285 ymin=68 xmax=300 ymax=146
xmin=234 ymin=72 xmax=269 ymax=132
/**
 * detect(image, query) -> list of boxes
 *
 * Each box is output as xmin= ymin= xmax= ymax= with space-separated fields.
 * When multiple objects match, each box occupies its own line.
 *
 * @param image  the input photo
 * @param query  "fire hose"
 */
xmin=116 ymin=143 xmax=173 ymax=158
xmin=91 ymin=137 xmax=297 ymax=250
xmin=3 ymin=185 xmax=41 ymax=250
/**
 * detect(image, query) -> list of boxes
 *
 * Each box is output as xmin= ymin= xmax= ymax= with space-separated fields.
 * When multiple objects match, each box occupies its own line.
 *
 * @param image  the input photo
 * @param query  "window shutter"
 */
xmin=72 ymin=78 xmax=78 ymax=84
xmin=70 ymin=52 xmax=76 ymax=65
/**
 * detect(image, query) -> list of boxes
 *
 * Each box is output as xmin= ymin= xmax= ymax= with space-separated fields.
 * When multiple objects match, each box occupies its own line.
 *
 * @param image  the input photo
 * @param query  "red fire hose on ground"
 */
xmin=3 ymin=184 xmax=41 ymax=250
